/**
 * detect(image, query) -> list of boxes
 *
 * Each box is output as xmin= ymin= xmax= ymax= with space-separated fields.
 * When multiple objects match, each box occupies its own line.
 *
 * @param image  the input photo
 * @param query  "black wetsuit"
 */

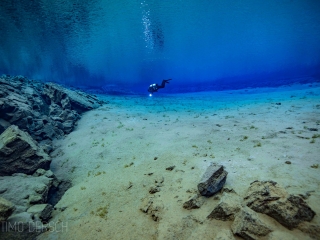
xmin=148 ymin=79 xmax=171 ymax=94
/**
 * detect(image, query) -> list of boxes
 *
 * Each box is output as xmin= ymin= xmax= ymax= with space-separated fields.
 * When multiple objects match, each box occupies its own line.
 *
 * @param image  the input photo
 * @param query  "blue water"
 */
xmin=1 ymin=0 xmax=320 ymax=92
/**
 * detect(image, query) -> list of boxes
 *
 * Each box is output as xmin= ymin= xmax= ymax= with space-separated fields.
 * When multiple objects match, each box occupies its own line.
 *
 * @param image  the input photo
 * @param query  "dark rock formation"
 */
xmin=0 ymin=197 xmax=15 ymax=221
xmin=0 ymin=125 xmax=51 ymax=176
xmin=243 ymin=180 xmax=316 ymax=229
xmin=0 ymin=75 xmax=104 ymax=144
xmin=197 ymin=163 xmax=228 ymax=197
xmin=231 ymin=207 xmax=272 ymax=240
xmin=207 ymin=192 xmax=242 ymax=221
xmin=47 ymin=179 xmax=72 ymax=206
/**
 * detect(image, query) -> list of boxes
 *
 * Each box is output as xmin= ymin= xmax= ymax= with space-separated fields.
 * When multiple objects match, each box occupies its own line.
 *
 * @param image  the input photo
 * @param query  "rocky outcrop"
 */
xmin=0 ymin=75 xmax=104 ymax=145
xmin=243 ymin=180 xmax=316 ymax=229
xmin=0 ymin=197 xmax=15 ymax=221
xmin=0 ymin=125 xmax=51 ymax=176
xmin=0 ymin=173 xmax=54 ymax=212
xmin=197 ymin=163 xmax=228 ymax=197
xmin=231 ymin=207 xmax=272 ymax=240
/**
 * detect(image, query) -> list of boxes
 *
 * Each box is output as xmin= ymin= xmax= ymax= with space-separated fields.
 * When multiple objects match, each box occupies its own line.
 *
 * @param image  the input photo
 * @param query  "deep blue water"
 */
xmin=1 ymin=0 xmax=320 ymax=93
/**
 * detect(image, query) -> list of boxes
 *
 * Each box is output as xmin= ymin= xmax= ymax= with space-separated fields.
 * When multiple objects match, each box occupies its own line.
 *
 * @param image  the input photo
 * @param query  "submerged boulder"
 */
xmin=197 ymin=163 xmax=228 ymax=197
xmin=243 ymin=180 xmax=316 ymax=229
xmin=0 ymin=125 xmax=51 ymax=176
xmin=231 ymin=206 xmax=272 ymax=240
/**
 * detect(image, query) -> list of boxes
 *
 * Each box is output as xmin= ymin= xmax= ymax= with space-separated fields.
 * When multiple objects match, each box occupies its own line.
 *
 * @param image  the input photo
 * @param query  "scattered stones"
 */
xmin=197 ymin=163 xmax=228 ymax=197
xmin=243 ymin=180 xmax=316 ymax=229
xmin=0 ymin=125 xmax=51 ymax=176
xmin=183 ymin=194 xmax=205 ymax=210
xmin=231 ymin=206 xmax=272 ymax=240
xmin=140 ymin=196 xmax=163 ymax=222
xmin=0 ymin=197 xmax=15 ymax=221
xmin=207 ymin=192 xmax=242 ymax=221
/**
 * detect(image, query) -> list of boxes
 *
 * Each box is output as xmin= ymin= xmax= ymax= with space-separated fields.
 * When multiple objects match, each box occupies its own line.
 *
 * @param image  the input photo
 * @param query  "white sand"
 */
xmin=39 ymin=83 xmax=320 ymax=240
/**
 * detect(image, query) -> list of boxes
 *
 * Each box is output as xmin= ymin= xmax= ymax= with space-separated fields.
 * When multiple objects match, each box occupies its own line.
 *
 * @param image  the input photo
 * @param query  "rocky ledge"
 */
xmin=0 ymin=75 xmax=104 ymax=240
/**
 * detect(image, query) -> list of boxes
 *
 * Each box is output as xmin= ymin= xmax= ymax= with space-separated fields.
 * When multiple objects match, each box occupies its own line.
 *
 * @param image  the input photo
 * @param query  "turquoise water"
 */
xmin=1 ymin=0 xmax=320 ymax=91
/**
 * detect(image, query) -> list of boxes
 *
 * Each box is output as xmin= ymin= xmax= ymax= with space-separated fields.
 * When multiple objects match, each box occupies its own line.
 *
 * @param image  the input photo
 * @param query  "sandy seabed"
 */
xmin=39 ymin=83 xmax=320 ymax=240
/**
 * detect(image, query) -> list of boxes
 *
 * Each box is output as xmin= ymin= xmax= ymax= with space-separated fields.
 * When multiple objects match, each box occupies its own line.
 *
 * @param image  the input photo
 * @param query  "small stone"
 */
xmin=166 ymin=165 xmax=175 ymax=171
xmin=183 ymin=194 xmax=205 ymax=210
xmin=285 ymin=161 xmax=291 ymax=164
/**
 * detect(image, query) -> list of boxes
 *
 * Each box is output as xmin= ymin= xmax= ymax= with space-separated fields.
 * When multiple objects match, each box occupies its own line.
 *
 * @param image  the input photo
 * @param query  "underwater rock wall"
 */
xmin=0 ymin=75 xmax=104 ymax=239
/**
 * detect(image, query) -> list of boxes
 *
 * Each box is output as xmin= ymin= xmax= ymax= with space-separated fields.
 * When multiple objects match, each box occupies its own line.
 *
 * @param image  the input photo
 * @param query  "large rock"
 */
xmin=243 ymin=180 xmax=316 ymax=229
xmin=0 ymin=125 xmax=51 ymax=176
xmin=0 ymin=173 xmax=53 ymax=213
xmin=197 ymin=163 xmax=228 ymax=197
xmin=0 ymin=197 xmax=15 ymax=221
xmin=27 ymin=204 xmax=53 ymax=222
xmin=207 ymin=191 xmax=242 ymax=221
xmin=231 ymin=206 xmax=272 ymax=240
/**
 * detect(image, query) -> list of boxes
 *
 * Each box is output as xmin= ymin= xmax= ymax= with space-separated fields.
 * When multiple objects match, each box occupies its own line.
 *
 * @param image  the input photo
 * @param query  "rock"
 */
xmin=0 ymin=174 xmax=53 ymax=212
xmin=231 ymin=206 xmax=272 ymax=240
xmin=0 ymin=197 xmax=16 ymax=221
xmin=47 ymin=179 xmax=72 ymax=206
xmin=215 ymin=229 xmax=237 ymax=240
xmin=0 ymin=125 xmax=51 ymax=176
xmin=0 ymin=212 xmax=46 ymax=240
xmin=43 ymin=82 xmax=102 ymax=113
xmin=149 ymin=186 xmax=161 ymax=194
xmin=197 ymin=163 xmax=228 ymax=197
xmin=207 ymin=192 xmax=242 ymax=221
xmin=183 ymin=194 xmax=205 ymax=210
xmin=298 ymin=222 xmax=320 ymax=240
xmin=243 ymin=180 xmax=316 ymax=229
xmin=0 ymin=75 xmax=102 ymax=143
xmin=27 ymin=204 xmax=53 ymax=222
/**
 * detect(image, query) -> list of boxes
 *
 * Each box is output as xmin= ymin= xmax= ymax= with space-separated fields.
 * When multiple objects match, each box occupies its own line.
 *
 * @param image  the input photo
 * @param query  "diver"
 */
xmin=148 ymin=79 xmax=172 ymax=95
